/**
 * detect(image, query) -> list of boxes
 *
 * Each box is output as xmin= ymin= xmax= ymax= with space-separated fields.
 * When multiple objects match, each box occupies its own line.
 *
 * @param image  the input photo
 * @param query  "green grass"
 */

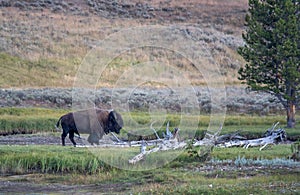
xmin=0 ymin=144 xmax=296 ymax=175
xmin=0 ymin=108 xmax=299 ymax=140
xmin=0 ymin=107 xmax=68 ymax=117
xmin=0 ymin=108 xmax=69 ymax=135
xmin=0 ymin=107 xmax=298 ymax=193
xmin=120 ymin=111 xmax=300 ymax=141
xmin=0 ymin=145 xmax=110 ymax=175
xmin=212 ymin=144 xmax=292 ymax=160
xmin=0 ymin=144 xmax=299 ymax=194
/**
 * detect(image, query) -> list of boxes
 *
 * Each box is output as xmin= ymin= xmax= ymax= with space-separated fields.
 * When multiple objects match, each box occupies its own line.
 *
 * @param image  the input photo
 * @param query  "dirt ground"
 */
xmin=0 ymin=178 xmax=132 ymax=194
xmin=0 ymin=133 xmax=86 ymax=146
xmin=0 ymin=162 xmax=299 ymax=194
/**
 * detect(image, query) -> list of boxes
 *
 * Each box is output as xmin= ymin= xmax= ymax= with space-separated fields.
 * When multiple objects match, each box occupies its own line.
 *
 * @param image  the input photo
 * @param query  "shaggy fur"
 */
xmin=56 ymin=108 xmax=123 ymax=146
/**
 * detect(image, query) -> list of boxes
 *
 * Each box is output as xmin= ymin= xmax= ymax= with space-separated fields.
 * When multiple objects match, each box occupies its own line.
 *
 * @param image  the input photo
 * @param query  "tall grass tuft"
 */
xmin=0 ymin=145 xmax=112 ymax=175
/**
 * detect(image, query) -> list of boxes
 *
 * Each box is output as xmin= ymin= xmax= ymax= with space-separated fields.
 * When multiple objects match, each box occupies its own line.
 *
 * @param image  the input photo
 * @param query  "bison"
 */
xmin=55 ymin=108 xmax=123 ymax=146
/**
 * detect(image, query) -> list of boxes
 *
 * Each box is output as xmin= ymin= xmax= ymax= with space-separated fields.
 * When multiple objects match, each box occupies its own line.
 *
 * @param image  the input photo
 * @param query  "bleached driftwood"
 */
xmin=128 ymin=126 xmax=220 ymax=164
xmin=77 ymin=122 xmax=286 ymax=163
xmin=128 ymin=138 xmax=218 ymax=164
xmin=216 ymin=122 xmax=287 ymax=150
xmin=150 ymin=121 xmax=162 ymax=140
xmin=128 ymin=124 xmax=187 ymax=164
xmin=128 ymin=122 xmax=287 ymax=164
xmin=128 ymin=140 xmax=185 ymax=164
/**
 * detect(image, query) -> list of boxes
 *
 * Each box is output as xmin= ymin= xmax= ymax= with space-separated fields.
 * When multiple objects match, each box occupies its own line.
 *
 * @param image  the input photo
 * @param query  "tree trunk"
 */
xmin=287 ymin=101 xmax=296 ymax=128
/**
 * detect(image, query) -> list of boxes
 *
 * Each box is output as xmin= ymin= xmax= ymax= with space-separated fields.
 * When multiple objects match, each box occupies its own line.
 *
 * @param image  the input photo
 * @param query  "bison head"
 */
xmin=107 ymin=110 xmax=123 ymax=134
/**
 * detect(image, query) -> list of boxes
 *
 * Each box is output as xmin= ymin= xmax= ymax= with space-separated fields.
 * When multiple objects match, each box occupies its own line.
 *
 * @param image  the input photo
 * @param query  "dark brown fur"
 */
xmin=56 ymin=108 xmax=123 ymax=146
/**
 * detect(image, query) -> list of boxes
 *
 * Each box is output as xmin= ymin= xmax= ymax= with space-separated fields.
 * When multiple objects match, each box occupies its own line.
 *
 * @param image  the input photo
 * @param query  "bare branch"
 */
xmin=150 ymin=121 xmax=161 ymax=140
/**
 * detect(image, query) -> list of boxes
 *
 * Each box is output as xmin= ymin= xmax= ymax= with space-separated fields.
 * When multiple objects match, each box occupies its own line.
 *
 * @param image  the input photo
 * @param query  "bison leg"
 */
xmin=69 ymin=131 xmax=76 ymax=147
xmin=87 ymin=132 xmax=100 ymax=145
xmin=61 ymin=132 xmax=67 ymax=146
xmin=61 ymin=123 xmax=69 ymax=146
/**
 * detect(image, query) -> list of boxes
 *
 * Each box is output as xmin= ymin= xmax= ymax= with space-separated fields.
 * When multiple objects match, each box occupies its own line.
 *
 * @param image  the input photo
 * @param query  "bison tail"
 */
xmin=55 ymin=116 xmax=62 ymax=131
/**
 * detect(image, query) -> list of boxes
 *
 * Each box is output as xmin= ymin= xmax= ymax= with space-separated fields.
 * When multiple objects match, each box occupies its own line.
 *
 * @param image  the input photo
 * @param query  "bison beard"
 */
xmin=56 ymin=109 xmax=123 ymax=146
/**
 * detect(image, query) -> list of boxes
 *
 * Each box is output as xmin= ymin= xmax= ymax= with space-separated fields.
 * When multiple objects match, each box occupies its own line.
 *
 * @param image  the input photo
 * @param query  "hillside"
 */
xmin=0 ymin=0 xmax=248 ymax=88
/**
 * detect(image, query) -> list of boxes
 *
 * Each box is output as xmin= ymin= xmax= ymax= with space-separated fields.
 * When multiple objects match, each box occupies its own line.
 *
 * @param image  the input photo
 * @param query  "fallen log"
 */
xmin=215 ymin=131 xmax=247 ymax=145
xmin=128 ymin=122 xmax=287 ymax=164
xmin=76 ymin=122 xmax=287 ymax=163
xmin=216 ymin=122 xmax=287 ymax=150
xmin=128 ymin=126 xmax=219 ymax=164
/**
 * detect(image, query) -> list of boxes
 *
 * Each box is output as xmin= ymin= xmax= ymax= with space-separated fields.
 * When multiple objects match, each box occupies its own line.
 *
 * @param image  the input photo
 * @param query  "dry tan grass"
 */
xmin=0 ymin=0 xmax=248 ymax=88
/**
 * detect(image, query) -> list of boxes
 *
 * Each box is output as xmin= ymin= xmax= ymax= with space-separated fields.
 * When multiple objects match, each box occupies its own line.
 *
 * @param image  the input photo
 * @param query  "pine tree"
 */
xmin=238 ymin=0 xmax=300 ymax=128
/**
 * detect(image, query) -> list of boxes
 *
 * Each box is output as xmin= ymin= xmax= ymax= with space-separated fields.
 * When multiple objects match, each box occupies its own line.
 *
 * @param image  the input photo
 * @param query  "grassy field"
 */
xmin=0 ymin=107 xmax=299 ymax=193
xmin=0 ymin=144 xmax=299 ymax=194
xmin=0 ymin=107 xmax=69 ymax=135
xmin=0 ymin=107 xmax=299 ymax=140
